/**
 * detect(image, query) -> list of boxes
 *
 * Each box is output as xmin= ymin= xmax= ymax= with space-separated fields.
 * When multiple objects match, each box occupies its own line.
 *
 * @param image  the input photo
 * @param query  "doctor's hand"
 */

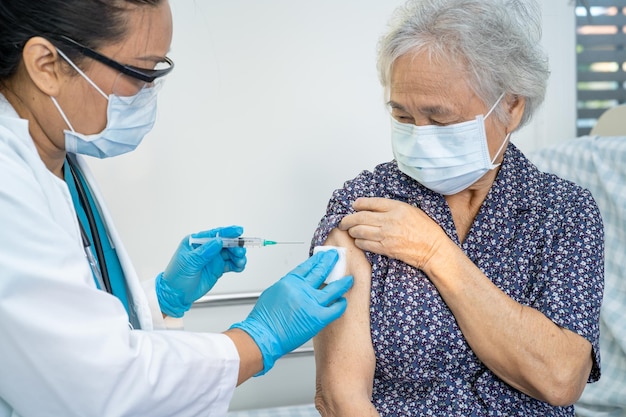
xmin=230 ymin=249 xmax=353 ymax=375
xmin=156 ymin=225 xmax=247 ymax=318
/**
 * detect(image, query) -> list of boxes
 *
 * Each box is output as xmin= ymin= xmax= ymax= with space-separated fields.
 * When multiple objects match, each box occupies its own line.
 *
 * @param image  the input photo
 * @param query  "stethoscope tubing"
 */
xmin=67 ymin=155 xmax=113 ymax=294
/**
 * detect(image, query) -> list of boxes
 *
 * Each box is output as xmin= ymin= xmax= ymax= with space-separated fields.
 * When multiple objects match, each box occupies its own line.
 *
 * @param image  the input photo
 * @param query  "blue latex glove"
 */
xmin=157 ymin=225 xmax=247 ymax=318
xmin=230 ymin=249 xmax=353 ymax=375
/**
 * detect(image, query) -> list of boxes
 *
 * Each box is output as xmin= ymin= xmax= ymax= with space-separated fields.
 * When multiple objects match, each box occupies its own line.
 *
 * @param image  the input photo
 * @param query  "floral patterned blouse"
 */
xmin=311 ymin=144 xmax=603 ymax=416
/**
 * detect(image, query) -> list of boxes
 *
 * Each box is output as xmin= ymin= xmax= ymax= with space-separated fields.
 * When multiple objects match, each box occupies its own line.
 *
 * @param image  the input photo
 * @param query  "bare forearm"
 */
xmin=223 ymin=328 xmax=264 ymax=386
xmin=314 ymin=320 xmax=378 ymax=417
xmin=423 ymin=241 xmax=592 ymax=406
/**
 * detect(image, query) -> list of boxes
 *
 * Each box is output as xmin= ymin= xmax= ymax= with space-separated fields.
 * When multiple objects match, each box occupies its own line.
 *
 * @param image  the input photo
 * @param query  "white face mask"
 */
xmin=391 ymin=93 xmax=509 ymax=195
xmin=50 ymin=48 xmax=160 ymax=159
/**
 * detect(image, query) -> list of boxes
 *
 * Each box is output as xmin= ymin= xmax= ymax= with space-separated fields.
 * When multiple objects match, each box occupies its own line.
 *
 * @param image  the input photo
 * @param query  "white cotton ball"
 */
xmin=313 ymin=246 xmax=347 ymax=284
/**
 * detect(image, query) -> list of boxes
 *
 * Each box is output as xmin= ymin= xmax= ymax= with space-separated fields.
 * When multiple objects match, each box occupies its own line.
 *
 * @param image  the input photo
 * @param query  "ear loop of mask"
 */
xmin=484 ymin=92 xmax=510 ymax=167
xmin=50 ymin=96 xmax=76 ymax=132
xmin=55 ymin=48 xmax=109 ymax=100
xmin=491 ymin=132 xmax=511 ymax=166
xmin=485 ymin=92 xmax=505 ymax=119
xmin=50 ymin=48 xmax=110 ymax=132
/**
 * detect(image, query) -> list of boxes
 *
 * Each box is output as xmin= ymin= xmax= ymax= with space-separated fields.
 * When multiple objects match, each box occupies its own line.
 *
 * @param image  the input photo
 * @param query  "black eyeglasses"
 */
xmin=56 ymin=36 xmax=174 ymax=83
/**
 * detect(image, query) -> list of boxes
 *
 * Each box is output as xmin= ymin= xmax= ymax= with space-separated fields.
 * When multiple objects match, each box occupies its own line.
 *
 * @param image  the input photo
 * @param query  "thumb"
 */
xmin=192 ymin=238 xmax=222 ymax=264
xmin=303 ymin=250 xmax=339 ymax=288
xmin=318 ymin=275 xmax=353 ymax=306
xmin=319 ymin=297 xmax=348 ymax=324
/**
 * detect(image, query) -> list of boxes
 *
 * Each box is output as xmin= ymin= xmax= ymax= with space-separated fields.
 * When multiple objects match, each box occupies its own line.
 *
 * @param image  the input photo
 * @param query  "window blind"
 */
xmin=576 ymin=0 xmax=626 ymax=136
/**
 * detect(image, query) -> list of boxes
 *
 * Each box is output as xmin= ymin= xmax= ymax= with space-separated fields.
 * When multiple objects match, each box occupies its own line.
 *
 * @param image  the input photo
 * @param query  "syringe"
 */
xmin=189 ymin=236 xmax=303 ymax=248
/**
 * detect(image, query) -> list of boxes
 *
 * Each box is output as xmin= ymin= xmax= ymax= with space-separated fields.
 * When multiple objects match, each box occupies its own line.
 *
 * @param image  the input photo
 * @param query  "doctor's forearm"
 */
xmin=224 ymin=328 xmax=264 ymax=386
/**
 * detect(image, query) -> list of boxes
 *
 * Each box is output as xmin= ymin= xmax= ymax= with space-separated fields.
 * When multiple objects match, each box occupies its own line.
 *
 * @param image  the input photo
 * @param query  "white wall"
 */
xmin=88 ymin=0 xmax=404 ymax=294
xmin=514 ymin=0 xmax=578 ymax=152
xmin=86 ymin=0 xmax=577 ymax=411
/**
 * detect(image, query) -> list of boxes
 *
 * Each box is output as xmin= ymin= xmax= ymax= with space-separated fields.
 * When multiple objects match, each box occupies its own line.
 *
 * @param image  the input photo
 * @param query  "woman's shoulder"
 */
xmin=348 ymin=160 xmax=398 ymax=181
xmin=338 ymin=160 xmax=424 ymax=198
xmin=512 ymin=145 xmax=598 ymax=211
xmin=537 ymin=168 xmax=597 ymax=213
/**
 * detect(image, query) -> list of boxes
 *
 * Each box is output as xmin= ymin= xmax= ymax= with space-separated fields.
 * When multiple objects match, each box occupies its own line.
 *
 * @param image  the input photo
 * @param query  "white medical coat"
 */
xmin=0 ymin=94 xmax=240 ymax=417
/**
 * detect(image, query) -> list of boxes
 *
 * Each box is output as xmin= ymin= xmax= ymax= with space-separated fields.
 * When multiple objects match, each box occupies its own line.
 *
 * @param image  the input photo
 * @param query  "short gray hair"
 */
xmin=377 ymin=0 xmax=550 ymax=129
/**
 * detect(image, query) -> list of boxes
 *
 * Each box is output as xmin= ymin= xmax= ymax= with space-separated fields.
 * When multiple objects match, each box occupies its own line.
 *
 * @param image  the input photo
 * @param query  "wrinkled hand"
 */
xmin=230 ymin=249 xmax=353 ymax=375
xmin=338 ymin=197 xmax=447 ymax=270
xmin=157 ymin=225 xmax=247 ymax=318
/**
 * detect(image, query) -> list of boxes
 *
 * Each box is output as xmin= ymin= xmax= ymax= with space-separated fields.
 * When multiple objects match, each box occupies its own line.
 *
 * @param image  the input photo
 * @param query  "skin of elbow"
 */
xmin=314 ymin=397 xmax=332 ymax=417
xmin=315 ymin=384 xmax=336 ymax=417
xmin=539 ymin=370 xmax=587 ymax=407
xmin=315 ymin=382 xmax=372 ymax=417
xmin=530 ymin=337 xmax=592 ymax=406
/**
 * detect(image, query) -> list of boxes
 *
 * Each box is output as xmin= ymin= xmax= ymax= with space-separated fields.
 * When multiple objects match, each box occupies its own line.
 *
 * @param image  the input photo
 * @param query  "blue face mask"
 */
xmin=391 ymin=93 xmax=509 ymax=195
xmin=50 ymin=48 xmax=160 ymax=159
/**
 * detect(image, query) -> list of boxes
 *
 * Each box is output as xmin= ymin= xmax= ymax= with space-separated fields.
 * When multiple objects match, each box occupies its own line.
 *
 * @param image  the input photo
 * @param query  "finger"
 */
xmin=224 ymin=256 xmax=247 ymax=272
xmin=339 ymin=211 xmax=381 ymax=231
xmin=181 ymin=239 xmax=222 ymax=272
xmin=194 ymin=238 xmax=223 ymax=261
xmin=190 ymin=230 xmax=220 ymax=239
xmin=352 ymin=197 xmax=395 ymax=212
xmin=319 ymin=297 xmax=348 ymax=324
xmin=302 ymin=250 xmax=340 ymax=288
xmin=223 ymin=246 xmax=246 ymax=258
xmin=190 ymin=225 xmax=243 ymax=239
xmin=317 ymin=275 xmax=354 ymax=305
xmin=221 ymin=246 xmax=245 ymax=266
xmin=338 ymin=213 xmax=383 ymax=239
xmin=338 ymin=212 xmax=356 ymax=230
xmin=353 ymin=237 xmax=385 ymax=255
xmin=347 ymin=225 xmax=383 ymax=242
xmin=216 ymin=225 xmax=244 ymax=238
xmin=223 ymin=249 xmax=247 ymax=272
xmin=287 ymin=250 xmax=337 ymax=284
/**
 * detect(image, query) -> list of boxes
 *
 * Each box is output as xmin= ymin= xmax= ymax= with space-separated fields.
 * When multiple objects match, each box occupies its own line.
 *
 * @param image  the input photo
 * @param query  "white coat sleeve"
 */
xmin=0 ymin=128 xmax=240 ymax=417
xmin=141 ymin=276 xmax=186 ymax=329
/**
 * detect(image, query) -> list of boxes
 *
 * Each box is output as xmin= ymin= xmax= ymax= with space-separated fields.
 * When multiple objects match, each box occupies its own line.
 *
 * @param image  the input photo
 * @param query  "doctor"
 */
xmin=0 ymin=1 xmax=353 ymax=416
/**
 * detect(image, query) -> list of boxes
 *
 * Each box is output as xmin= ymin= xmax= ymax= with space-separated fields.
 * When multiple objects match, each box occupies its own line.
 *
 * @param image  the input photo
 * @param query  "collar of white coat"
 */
xmin=0 ymin=92 xmax=43 ymax=155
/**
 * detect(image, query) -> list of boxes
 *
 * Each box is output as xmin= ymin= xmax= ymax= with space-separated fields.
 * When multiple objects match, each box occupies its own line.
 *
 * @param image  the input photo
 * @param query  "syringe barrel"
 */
xmin=221 ymin=237 xmax=264 ymax=247
xmin=188 ymin=236 xmax=264 ymax=247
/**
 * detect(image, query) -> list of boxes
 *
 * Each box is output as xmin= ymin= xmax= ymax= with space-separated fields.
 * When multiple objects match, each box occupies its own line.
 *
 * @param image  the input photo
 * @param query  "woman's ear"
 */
xmin=21 ymin=37 xmax=65 ymax=97
xmin=505 ymin=94 xmax=526 ymax=132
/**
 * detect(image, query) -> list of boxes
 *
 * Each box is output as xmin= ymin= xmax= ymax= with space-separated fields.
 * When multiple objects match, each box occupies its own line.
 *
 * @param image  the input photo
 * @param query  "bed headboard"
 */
xmin=590 ymin=105 xmax=626 ymax=136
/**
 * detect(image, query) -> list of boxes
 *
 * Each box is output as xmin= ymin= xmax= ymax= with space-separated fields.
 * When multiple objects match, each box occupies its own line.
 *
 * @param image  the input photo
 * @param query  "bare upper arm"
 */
xmin=314 ymin=228 xmax=377 ymax=408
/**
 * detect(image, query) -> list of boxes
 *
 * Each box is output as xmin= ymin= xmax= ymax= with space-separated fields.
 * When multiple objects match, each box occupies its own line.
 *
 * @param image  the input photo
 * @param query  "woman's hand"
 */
xmin=338 ymin=197 xmax=448 ymax=271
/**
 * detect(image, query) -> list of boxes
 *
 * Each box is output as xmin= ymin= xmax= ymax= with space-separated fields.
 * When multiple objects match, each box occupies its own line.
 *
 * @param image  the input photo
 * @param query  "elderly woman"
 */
xmin=311 ymin=0 xmax=604 ymax=416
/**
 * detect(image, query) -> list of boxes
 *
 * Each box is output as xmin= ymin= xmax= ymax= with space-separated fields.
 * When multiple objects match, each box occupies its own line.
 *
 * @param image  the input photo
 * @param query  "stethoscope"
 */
xmin=66 ymin=156 xmax=140 ymax=329
xmin=67 ymin=155 xmax=112 ymax=294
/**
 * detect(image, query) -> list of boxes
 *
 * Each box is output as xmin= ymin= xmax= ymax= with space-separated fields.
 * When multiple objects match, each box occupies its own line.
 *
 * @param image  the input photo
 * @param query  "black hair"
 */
xmin=0 ymin=0 xmax=163 ymax=80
